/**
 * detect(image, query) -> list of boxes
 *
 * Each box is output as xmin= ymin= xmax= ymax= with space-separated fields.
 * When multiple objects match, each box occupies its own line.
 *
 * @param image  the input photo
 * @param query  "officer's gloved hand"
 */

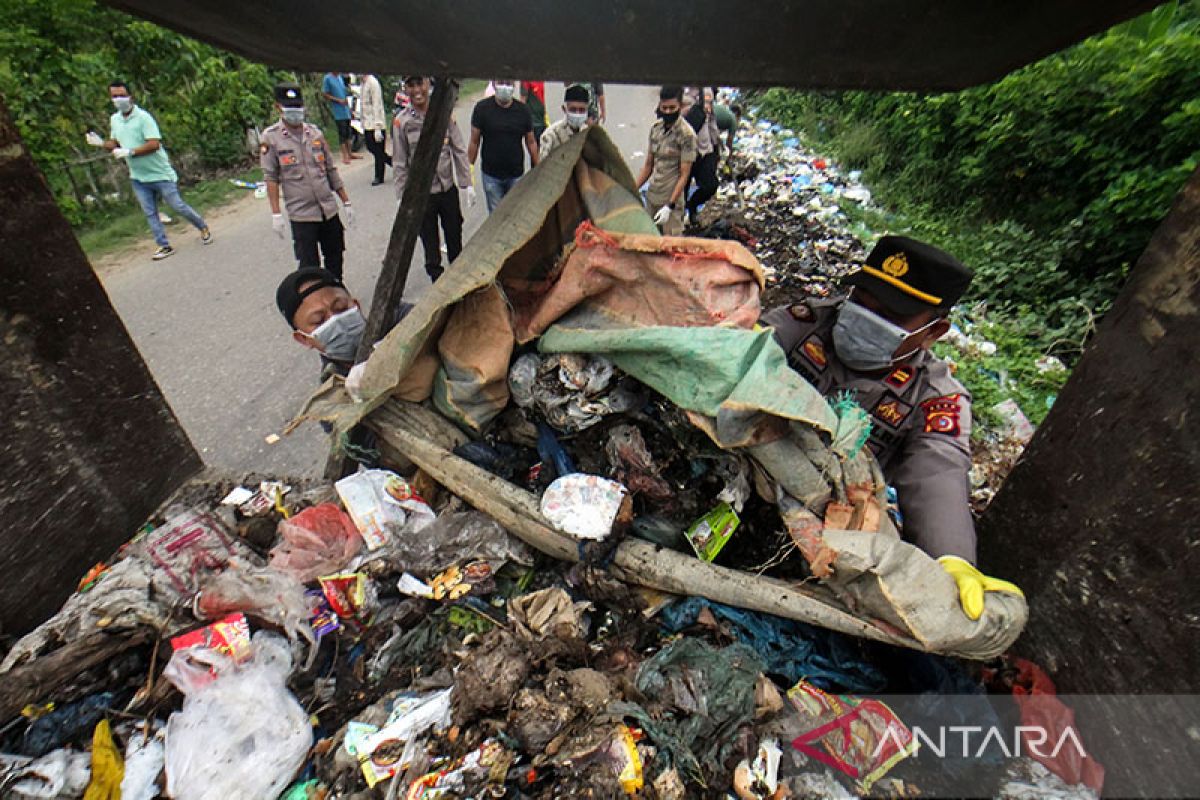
xmin=342 ymin=203 xmax=355 ymax=227
xmin=112 ymin=147 xmax=131 ymax=160
xmin=938 ymin=556 xmax=1024 ymax=620
xmin=465 ymin=186 xmax=477 ymax=207
xmin=373 ymin=129 xmax=383 ymax=143
xmin=85 ymin=131 xmax=104 ymax=147
xmin=271 ymin=213 xmax=286 ymax=239
xmin=653 ymin=205 xmax=672 ymax=226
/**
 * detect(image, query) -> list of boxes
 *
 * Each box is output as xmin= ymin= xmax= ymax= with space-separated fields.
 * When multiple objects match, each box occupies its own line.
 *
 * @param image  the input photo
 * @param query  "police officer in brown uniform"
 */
xmin=261 ymin=82 xmax=354 ymax=280
xmin=393 ymin=76 xmax=475 ymax=282
xmin=763 ymin=236 xmax=1023 ymax=619
xmin=635 ymin=86 xmax=697 ymax=236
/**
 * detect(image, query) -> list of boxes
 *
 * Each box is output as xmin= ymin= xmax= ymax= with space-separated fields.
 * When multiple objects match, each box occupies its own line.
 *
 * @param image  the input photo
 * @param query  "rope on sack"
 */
xmin=829 ymin=391 xmax=872 ymax=459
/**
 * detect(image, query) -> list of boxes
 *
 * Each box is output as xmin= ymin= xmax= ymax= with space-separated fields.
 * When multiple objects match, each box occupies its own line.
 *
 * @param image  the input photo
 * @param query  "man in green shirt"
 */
xmin=90 ymin=80 xmax=212 ymax=260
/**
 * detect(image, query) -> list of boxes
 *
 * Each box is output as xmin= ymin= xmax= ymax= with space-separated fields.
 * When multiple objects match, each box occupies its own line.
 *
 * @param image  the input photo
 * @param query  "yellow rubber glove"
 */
xmin=938 ymin=555 xmax=1024 ymax=621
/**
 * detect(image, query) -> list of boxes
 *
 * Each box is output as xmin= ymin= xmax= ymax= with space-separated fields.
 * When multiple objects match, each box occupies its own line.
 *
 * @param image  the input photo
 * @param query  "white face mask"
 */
xmin=112 ymin=96 xmax=133 ymax=114
xmin=832 ymin=300 xmax=937 ymax=372
xmin=281 ymin=106 xmax=305 ymax=126
xmin=494 ymin=85 xmax=514 ymax=103
xmin=565 ymin=111 xmax=588 ymax=130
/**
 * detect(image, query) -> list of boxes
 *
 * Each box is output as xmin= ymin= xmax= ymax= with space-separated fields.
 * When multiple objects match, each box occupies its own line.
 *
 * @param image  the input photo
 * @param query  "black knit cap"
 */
xmin=276 ymin=268 xmax=344 ymax=328
xmin=274 ymin=82 xmax=303 ymax=107
xmin=844 ymin=235 xmax=973 ymax=317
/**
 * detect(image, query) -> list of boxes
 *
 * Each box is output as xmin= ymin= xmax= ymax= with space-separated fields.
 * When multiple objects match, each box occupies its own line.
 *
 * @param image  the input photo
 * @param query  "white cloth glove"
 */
xmin=112 ymin=147 xmax=131 ymax=160
xmin=465 ymin=186 xmax=477 ymax=207
xmin=85 ymin=131 xmax=104 ymax=147
xmin=342 ymin=203 xmax=355 ymax=227
xmin=344 ymin=362 xmax=368 ymax=403
xmin=653 ymin=204 xmax=672 ymax=226
xmin=373 ymin=129 xmax=383 ymax=143
xmin=271 ymin=213 xmax=286 ymax=239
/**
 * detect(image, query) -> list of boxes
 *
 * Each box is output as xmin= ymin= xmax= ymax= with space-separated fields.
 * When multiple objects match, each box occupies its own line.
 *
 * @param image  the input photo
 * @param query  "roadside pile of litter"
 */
xmin=0 ymin=473 xmax=1100 ymax=798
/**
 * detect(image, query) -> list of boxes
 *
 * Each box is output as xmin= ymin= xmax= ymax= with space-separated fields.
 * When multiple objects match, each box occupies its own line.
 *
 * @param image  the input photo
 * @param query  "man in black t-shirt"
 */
xmin=468 ymin=80 xmax=540 ymax=213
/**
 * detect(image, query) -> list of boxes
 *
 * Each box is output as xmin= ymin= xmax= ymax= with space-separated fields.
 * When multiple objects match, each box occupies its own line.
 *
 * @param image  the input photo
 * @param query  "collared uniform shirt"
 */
xmin=539 ymin=119 xmax=581 ymax=159
xmin=763 ymin=297 xmax=977 ymax=562
xmin=646 ymin=119 xmax=697 ymax=207
xmin=260 ymin=121 xmax=344 ymax=222
xmin=392 ymin=106 xmax=470 ymax=198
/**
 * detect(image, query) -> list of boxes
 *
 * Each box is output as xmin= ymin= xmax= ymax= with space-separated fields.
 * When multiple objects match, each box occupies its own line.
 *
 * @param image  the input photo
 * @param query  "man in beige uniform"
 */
xmin=540 ymin=84 xmax=591 ymax=159
xmin=635 ymin=86 xmax=696 ymax=236
xmin=394 ymin=76 xmax=475 ymax=282
xmin=261 ymin=82 xmax=353 ymax=280
xmin=763 ymin=235 xmax=1023 ymax=620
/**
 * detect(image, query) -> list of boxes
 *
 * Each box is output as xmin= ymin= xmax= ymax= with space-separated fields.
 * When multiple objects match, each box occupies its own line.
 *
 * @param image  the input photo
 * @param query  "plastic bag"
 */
xmin=363 ymin=510 xmax=532 ymax=577
xmin=195 ymin=568 xmax=316 ymax=667
xmin=3 ymin=749 xmax=92 ymax=798
xmin=270 ymin=503 xmax=363 ymax=582
xmin=82 ymin=720 xmax=121 ymax=800
xmin=119 ymin=728 xmax=164 ymax=800
xmin=165 ymin=632 xmax=311 ymax=800
xmin=540 ymin=474 xmax=627 ymax=540
xmin=335 ymin=470 xmax=436 ymax=551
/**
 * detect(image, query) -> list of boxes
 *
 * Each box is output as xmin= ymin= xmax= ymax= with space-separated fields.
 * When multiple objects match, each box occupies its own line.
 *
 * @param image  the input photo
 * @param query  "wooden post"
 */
xmin=323 ymin=77 xmax=461 ymax=480
xmin=357 ymin=76 xmax=460 ymax=359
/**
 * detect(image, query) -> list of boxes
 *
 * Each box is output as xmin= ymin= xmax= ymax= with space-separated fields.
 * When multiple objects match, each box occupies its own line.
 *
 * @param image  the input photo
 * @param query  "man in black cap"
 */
xmin=762 ymin=235 xmax=1023 ymax=620
xmin=276 ymin=267 xmax=365 ymax=379
xmin=261 ymin=82 xmax=354 ymax=279
xmin=539 ymin=84 xmax=591 ymax=159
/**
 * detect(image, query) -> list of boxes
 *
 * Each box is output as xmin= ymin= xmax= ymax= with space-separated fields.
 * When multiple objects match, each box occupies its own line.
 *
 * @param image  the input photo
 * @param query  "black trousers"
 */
xmin=419 ymin=187 xmax=463 ymax=281
xmin=686 ymin=151 xmax=719 ymax=217
xmin=291 ymin=215 xmax=345 ymax=279
xmin=364 ymin=130 xmax=391 ymax=182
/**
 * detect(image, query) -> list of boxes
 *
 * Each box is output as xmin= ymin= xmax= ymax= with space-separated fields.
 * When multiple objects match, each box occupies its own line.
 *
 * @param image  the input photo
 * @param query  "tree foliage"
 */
xmin=0 ymin=0 xmax=285 ymax=223
xmin=757 ymin=2 xmax=1200 ymax=353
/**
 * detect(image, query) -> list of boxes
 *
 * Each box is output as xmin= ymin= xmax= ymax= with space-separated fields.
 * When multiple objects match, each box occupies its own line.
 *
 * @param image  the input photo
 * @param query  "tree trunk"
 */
xmin=979 ymin=165 xmax=1200 ymax=795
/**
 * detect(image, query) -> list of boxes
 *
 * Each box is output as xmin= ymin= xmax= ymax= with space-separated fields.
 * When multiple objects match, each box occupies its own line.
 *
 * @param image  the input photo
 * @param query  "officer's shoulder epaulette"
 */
xmin=921 ymin=355 xmax=971 ymax=402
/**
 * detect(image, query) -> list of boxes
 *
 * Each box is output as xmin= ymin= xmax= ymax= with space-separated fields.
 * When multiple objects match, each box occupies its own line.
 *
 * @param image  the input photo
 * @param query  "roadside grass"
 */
xmin=77 ymin=166 xmax=263 ymax=260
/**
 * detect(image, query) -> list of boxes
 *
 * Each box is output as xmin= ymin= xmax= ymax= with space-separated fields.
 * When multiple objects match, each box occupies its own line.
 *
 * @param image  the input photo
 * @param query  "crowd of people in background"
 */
xmin=94 ymin=74 xmax=741 ymax=272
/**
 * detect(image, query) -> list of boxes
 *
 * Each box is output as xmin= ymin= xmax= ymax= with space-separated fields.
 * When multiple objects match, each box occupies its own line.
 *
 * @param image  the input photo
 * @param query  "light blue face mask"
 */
xmin=310 ymin=306 xmax=365 ymax=363
xmin=832 ymin=299 xmax=937 ymax=372
xmin=112 ymin=96 xmax=133 ymax=114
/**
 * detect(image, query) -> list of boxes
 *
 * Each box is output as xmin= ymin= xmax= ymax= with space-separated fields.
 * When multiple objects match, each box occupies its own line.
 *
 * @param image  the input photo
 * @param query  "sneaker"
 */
xmin=200 ymin=228 xmax=213 ymax=245
xmin=152 ymin=246 xmax=175 ymax=261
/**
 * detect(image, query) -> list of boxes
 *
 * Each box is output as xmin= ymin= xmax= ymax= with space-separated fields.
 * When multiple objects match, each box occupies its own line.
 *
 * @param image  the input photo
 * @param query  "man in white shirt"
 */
xmin=360 ymin=74 xmax=390 ymax=185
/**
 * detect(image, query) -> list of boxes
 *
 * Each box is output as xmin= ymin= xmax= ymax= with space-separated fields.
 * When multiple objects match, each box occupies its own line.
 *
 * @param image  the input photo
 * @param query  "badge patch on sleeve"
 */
xmin=920 ymin=394 xmax=963 ymax=437
xmin=259 ymin=142 xmax=270 ymax=155
xmin=885 ymin=366 xmax=915 ymax=389
xmin=872 ymin=394 xmax=912 ymax=429
xmin=799 ymin=335 xmax=827 ymax=371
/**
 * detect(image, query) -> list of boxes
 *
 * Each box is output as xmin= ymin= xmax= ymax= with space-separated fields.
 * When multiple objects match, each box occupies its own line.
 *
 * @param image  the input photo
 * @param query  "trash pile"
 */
xmin=693 ymin=102 xmax=873 ymax=309
xmin=0 ymin=472 xmax=1099 ymax=798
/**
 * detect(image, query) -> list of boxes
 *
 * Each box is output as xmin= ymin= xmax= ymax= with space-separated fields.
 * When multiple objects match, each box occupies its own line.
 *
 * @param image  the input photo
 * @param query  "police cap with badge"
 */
xmin=845 ymin=235 xmax=973 ymax=317
xmin=274 ymin=82 xmax=304 ymax=108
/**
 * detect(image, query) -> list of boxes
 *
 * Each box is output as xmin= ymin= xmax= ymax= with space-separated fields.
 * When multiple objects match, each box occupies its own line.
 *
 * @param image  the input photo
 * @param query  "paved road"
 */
xmin=99 ymin=83 xmax=659 ymax=479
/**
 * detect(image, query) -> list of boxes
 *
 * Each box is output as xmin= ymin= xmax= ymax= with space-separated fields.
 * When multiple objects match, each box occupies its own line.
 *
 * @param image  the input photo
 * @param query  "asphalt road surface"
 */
xmin=98 ymin=83 xmax=659 ymax=479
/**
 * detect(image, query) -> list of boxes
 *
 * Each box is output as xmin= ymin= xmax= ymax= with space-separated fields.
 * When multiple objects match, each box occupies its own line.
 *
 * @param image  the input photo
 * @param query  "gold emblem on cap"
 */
xmin=882 ymin=253 xmax=909 ymax=277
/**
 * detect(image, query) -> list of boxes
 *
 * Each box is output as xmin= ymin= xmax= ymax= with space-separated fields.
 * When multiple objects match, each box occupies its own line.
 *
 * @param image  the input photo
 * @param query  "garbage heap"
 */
xmin=0 ymin=127 xmax=1089 ymax=799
